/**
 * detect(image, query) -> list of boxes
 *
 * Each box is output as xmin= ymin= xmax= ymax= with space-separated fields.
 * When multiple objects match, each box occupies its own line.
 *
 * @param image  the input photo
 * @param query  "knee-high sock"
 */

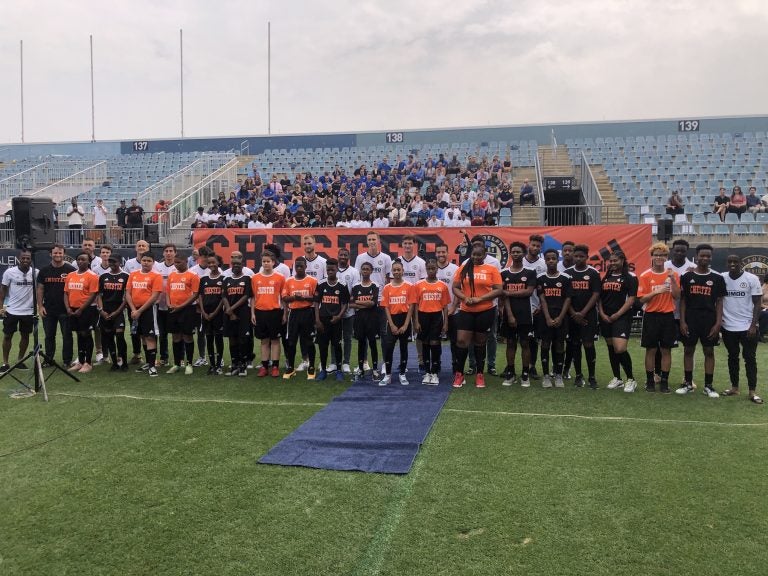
xmin=455 ymin=346 xmax=469 ymax=373
xmin=541 ymin=346 xmax=550 ymax=375
xmin=474 ymin=344 xmax=486 ymax=374
xmin=607 ymin=345 xmax=621 ymax=379
xmin=206 ymin=334 xmax=216 ymax=366
xmin=431 ymin=344 xmax=442 ymax=374
xmin=585 ymin=346 xmax=596 ymax=379
xmin=115 ymin=332 xmax=127 ymax=363
xmin=185 ymin=341 xmax=194 ymax=364
xmin=618 ymin=350 xmax=633 ymax=380
xmin=422 ymin=342 xmax=431 ymax=373
xmin=173 ymin=341 xmax=184 ymax=366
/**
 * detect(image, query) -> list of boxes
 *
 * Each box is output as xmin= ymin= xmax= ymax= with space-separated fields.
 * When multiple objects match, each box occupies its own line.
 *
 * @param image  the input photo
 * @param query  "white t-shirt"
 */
xmin=89 ymin=255 xmax=103 ymax=271
xmin=222 ymin=267 xmax=254 ymax=278
xmin=156 ymin=261 xmax=177 ymax=310
xmin=337 ymin=265 xmax=361 ymax=318
xmin=259 ymin=262 xmax=291 ymax=279
xmin=189 ymin=264 xmax=211 ymax=278
xmin=93 ymin=204 xmax=108 ymax=226
xmin=665 ymin=258 xmax=695 ymax=318
xmin=523 ymin=255 xmax=545 ymax=310
xmin=1 ymin=266 xmax=37 ymax=315
xmin=721 ymin=271 xmax=762 ymax=332
xmin=436 ymin=262 xmax=459 ymax=308
xmin=354 ymin=251 xmax=392 ymax=302
xmin=400 ymin=255 xmax=427 ymax=284
xmin=297 ymin=254 xmax=327 ymax=283
xmin=92 ymin=263 xmax=112 ymax=277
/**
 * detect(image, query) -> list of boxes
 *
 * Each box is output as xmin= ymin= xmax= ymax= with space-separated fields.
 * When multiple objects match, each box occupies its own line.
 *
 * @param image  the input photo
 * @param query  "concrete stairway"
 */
xmin=589 ymin=165 xmax=628 ymax=224
xmin=509 ymin=167 xmax=539 ymax=226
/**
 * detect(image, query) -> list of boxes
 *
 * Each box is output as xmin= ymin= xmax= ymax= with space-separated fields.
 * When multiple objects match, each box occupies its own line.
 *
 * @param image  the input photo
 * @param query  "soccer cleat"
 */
xmin=166 ymin=365 xmax=180 ymax=374
xmin=452 ymin=372 xmax=465 ymax=388
xmin=238 ymin=367 xmax=247 ymax=377
xmin=342 ymin=363 xmax=351 ymax=374
xmin=520 ymin=377 xmax=531 ymax=388
xmin=307 ymin=366 xmax=316 ymax=380
xmin=623 ymin=379 xmax=638 ymax=393
xmin=399 ymin=373 xmax=409 ymax=386
xmin=703 ymin=386 xmax=719 ymax=399
xmin=257 ymin=366 xmax=268 ymax=377
xmin=422 ymin=373 xmax=432 ymax=385
xmin=270 ymin=366 xmax=280 ymax=378
xmin=554 ymin=375 xmax=565 ymax=388
xmin=542 ymin=375 xmax=553 ymax=389
xmin=379 ymin=375 xmax=390 ymax=386
xmin=316 ymin=370 xmax=327 ymax=381
xmin=606 ymin=377 xmax=624 ymax=390
xmin=148 ymin=367 xmax=159 ymax=377
xmin=501 ymin=367 xmax=512 ymax=380
xmin=335 ymin=371 xmax=344 ymax=381
xmin=475 ymin=373 xmax=486 ymax=388
xmin=327 ymin=363 xmax=337 ymax=373
xmin=184 ymin=364 xmax=194 ymax=375
xmin=283 ymin=369 xmax=296 ymax=380
xmin=296 ymin=360 xmax=309 ymax=372
xmin=78 ymin=363 xmax=93 ymax=373
xmin=354 ymin=367 xmax=364 ymax=379
xmin=68 ymin=362 xmax=82 ymax=372
xmin=676 ymin=382 xmax=695 ymax=395
xmin=588 ymin=378 xmax=598 ymax=389
xmin=193 ymin=357 xmax=207 ymax=367
xmin=574 ymin=375 xmax=585 ymax=388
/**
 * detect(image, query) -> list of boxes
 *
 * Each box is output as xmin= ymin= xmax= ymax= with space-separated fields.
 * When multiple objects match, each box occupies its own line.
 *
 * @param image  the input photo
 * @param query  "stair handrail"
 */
xmin=534 ymin=148 xmax=546 ymax=225
xmin=579 ymin=150 xmax=604 ymax=224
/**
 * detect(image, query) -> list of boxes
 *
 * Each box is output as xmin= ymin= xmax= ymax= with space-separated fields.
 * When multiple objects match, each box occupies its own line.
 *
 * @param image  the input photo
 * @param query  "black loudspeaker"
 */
xmin=12 ymin=197 xmax=56 ymax=250
xmin=657 ymin=218 xmax=673 ymax=242
xmin=144 ymin=223 xmax=160 ymax=244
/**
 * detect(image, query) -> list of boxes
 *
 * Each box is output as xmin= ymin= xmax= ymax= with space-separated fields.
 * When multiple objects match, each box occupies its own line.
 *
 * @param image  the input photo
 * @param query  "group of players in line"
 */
xmin=0 ymin=231 xmax=762 ymax=403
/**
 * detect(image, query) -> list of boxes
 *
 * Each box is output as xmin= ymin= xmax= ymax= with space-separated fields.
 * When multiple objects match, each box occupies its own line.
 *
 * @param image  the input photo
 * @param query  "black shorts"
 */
xmin=417 ymin=310 xmax=443 ymax=342
xmin=641 ymin=312 xmax=677 ymax=349
xmin=354 ymin=311 xmax=379 ymax=340
xmin=455 ymin=308 xmax=496 ymax=334
xmin=681 ymin=311 xmax=720 ymax=348
xmin=100 ymin=307 xmax=126 ymax=332
xmin=224 ymin=311 xmax=252 ymax=338
xmin=201 ymin=309 xmax=224 ymax=335
xmin=502 ymin=322 xmax=533 ymax=344
xmin=167 ymin=306 xmax=198 ymax=335
xmin=3 ymin=313 xmax=33 ymax=336
xmin=135 ymin=307 xmax=159 ymax=337
xmin=70 ymin=307 xmax=99 ymax=333
xmin=287 ymin=307 xmax=315 ymax=341
xmin=566 ymin=311 xmax=599 ymax=344
xmin=599 ymin=313 xmax=632 ymax=340
xmin=254 ymin=308 xmax=283 ymax=340
xmin=537 ymin=314 xmax=569 ymax=345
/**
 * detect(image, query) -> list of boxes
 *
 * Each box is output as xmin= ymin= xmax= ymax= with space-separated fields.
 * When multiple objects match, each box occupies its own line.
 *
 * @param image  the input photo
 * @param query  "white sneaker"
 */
xmin=363 ymin=361 xmax=371 ymax=372
xmin=95 ymin=352 xmax=104 ymax=364
xmin=399 ymin=373 xmax=409 ymax=386
xmin=430 ymin=373 xmax=440 ymax=385
xmin=342 ymin=363 xmax=351 ymax=374
xmin=193 ymin=357 xmax=207 ymax=367
xmin=554 ymin=375 xmax=565 ymax=388
xmin=148 ymin=367 xmax=159 ymax=377
xmin=296 ymin=360 xmax=309 ymax=372
xmin=607 ymin=377 xmax=624 ymax=390
xmin=379 ymin=375 xmax=390 ymax=386
xmin=676 ymin=382 xmax=695 ymax=395
xmin=542 ymin=374 xmax=553 ymax=388
xmin=703 ymin=386 xmax=719 ymax=398
xmin=422 ymin=373 xmax=432 ymax=385
xmin=520 ymin=377 xmax=531 ymax=388
xmin=327 ymin=363 xmax=337 ymax=372
xmin=502 ymin=376 xmax=515 ymax=387
xmin=166 ymin=365 xmax=180 ymax=374
xmin=623 ymin=379 xmax=637 ymax=393
xmin=380 ymin=363 xmax=387 ymax=376
xmin=184 ymin=364 xmax=194 ymax=375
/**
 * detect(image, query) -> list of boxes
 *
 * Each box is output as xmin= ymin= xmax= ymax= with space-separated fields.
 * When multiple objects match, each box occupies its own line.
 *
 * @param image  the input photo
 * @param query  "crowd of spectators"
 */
xmin=191 ymin=152 xmax=528 ymax=230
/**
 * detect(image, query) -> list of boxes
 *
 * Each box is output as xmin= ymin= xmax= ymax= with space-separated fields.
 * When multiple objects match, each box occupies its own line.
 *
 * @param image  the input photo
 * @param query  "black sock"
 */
xmin=661 ymin=371 xmax=670 ymax=387
xmin=146 ymin=348 xmax=157 ymax=368
xmin=455 ymin=347 xmax=469 ymax=373
xmin=684 ymin=370 xmax=693 ymax=384
xmin=422 ymin=342 xmax=431 ymax=372
xmin=607 ymin=346 xmax=620 ymax=378
xmin=206 ymin=334 xmax=216 ymax=366
xmin=541 ymin=347 xmax=550 ymax=375
xmin=431 ymin=344 xmax=442 ymax=374
xmin=215 ymin=334 xmax=224 ymax=367
xmin=585 ymin=346 xmax=596 ymax=379
xmin=184 ymin=341 xmax=194 ymax=364
xmin=173 ymin=341 xmax=183 ymax=366
xmin=262 ymin=360 xmax=269 ymax=369
xmin=474 ymin=344 xmax=486 ymax=374
xmin=704 ymin=373 xmax=713 ymax=387
xmin=646 ymin=370 xmax=655 ymax=386
xmin=618 ymin=351 xmax=633 ymax=379
xmin=116 ymin=333 xmax=127 ymax=364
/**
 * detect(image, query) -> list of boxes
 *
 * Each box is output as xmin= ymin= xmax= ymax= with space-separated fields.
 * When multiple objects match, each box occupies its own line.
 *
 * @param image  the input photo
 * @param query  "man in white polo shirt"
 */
xmin=0 ymin=249 xmax=37 ymax=372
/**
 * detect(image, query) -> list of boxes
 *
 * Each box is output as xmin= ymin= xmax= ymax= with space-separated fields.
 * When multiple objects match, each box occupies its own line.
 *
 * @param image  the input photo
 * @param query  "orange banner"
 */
xmin=193 ymin=225 xmax=653 ymax=273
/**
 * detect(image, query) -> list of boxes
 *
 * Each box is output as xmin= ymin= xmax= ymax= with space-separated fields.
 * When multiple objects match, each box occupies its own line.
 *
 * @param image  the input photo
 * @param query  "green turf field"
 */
xmin=0 ymin=339 xmax=766 ymax=576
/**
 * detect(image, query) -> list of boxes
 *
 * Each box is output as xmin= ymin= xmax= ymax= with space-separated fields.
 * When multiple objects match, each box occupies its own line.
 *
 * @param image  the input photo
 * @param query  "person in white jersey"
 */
xmin=154 ymin=244 xmax=180 ymax=367
xmin=0 ymin=249 xmax=37 ymax=372
xmin=335 ymin=247 xmax=361 ymax=374
xmin=659 ymin=238 xmax=696 ymax=382
xmin=435 ymin=243 xmax=459 ymax=372
xmin=188 ymin=246 xmax=212 ymax=366
xmin=522 ymin=233 xmax=546 ymax=379
xmin=294 ymin=234 xmax=326 ymax=282
xmin=400 ymin=235 xmax=427 ymax=369
xmin=720 ymin=254 xmax=763 ymax=404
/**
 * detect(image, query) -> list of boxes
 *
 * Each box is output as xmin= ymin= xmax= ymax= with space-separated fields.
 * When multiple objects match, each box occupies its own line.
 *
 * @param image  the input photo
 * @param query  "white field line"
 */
xmin=51 ymin=392 xmax=325 ymax=408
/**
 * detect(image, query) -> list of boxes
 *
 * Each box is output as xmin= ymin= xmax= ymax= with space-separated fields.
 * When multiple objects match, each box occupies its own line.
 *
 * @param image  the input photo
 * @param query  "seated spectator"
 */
xmin=746 ymin=186 xmax=765 ymax=214
xmin=457 ymin=210 xmax=472 ymax=228
xmin=712 ymin=187 xmax=730 ymax=221
xmin=427 ymin=214 xmax=443 ymax=227
xmin=520 ymin=179 xmax=536 ymax=206
xmin=372 ymin=210 xmax=390 ymax=228
xmin=665 ymin=191 xmax=685 ymax=215
xmin=498 ymin=184 xmax=514 ymax=213
xmin=728 ymin=186 xmax=747 ymax=216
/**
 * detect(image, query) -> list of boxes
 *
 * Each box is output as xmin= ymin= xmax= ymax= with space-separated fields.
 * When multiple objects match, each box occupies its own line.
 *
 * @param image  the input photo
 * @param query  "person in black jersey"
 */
xmin=598 ymin=250 xmax=638 ymax=392
xmin=96 ymin=255 xmax=129 ymax=371
xmin=282 ymin=257 xmax=318 ymax=380
xmin=350 ymin=262 xmax=379 ymax=379
xmin=222 ymin=252 xmax=253 ymax=377
xmin=501 ymin=242 xmax=536 ymax=387
xmin=537 ymin=249 xmax=572 ymax=388
xmin=564 ymin=244 xmax=601 ymax=389
xmin=677 ymin=243 xmax=726 ymax=398
xmin=314 ymin=258 xmax=349 ymax=382
xmin=36 ymin=243 xmax=76 ymax=367
xmin=198 ymin=254 xmax=226 ymax=375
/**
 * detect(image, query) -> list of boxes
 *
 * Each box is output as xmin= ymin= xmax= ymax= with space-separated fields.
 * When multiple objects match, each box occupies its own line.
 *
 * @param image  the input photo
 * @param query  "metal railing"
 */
xmin=0 ymin=160 xmax=103 ymax=202
xmin=533 ymin=149 xmax=546 ymax=224
xmin=579 ymin=151 xmax=605 ymax=224
xmin=31 ymin=161 xmax=107 ymax=204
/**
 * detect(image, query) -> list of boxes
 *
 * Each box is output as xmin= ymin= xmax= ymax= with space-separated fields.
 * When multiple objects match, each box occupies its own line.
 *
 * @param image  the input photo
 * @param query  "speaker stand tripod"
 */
xmin=0 ymin=250 xmax=80 ymax=401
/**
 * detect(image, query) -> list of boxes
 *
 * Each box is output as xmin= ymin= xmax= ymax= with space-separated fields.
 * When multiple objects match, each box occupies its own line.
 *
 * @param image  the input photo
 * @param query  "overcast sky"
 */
xmin=0 ymin=0 xmax=766 ymax=144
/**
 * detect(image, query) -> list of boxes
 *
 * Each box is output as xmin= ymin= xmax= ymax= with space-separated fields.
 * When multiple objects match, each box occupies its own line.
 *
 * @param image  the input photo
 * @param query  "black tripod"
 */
xmin=0 ymin=247 xmax=80 ymax=401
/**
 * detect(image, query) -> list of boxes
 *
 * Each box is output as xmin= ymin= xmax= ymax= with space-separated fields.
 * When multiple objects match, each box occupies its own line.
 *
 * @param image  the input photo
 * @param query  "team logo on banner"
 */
xmin=481 ymin=235 xmax=510 ymax=268
xmin=742 ymin=255 xmax=768 ymax=278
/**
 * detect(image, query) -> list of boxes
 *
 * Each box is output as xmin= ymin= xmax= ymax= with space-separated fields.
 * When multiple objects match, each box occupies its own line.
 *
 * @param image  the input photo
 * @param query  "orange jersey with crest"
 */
xmin=414 ymin=279 xmax=451 ymax=313
xmin=128 ymin=270 xmax=163 ymax=308
xmin=251 ymin=272 xmax=285 ymax=311
xmin=282 ymin=276 xmax=318 ymax=310
xmin=167 ymin=270 xmax=201 ymax=308
xmin=452 ymin=263 xmax=503 ymax=312
xmin=381 ymin=282 xmax=415 ymax=315
xmin=638 ymin=269 xmax=678 ymax=314
xmin=64 ymin=270 xmax=99 ymax=309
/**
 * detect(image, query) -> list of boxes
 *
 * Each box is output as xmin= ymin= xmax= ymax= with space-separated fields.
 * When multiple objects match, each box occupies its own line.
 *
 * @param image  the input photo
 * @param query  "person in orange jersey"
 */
xmin=378 ymin=260 xmax=416 ymax=386
xmin=64 ymin=252 xmax=100 ymax=373
xmin=281 ymin=256 xmax=318 ymax=380
xmin=125 ymin=252 xmax=163 ymax=377
xmin=166 ymin=255 xmax=200 ymax=375
xmin=251 ymin=251 xmax=286 ymax=378
xmin=413 ymin=258 xmax=450 ymax=385
xmin=451 ymin=243 xmax=503 ymax=389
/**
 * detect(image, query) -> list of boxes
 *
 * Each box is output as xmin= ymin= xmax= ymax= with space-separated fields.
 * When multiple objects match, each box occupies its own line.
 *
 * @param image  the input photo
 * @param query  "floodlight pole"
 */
xmin=20 ymin=40 xmax=25 ymax=143
xmin=180 ymin=28 xmax=185 ymax=139
xmin=267 ymin=21 xmax=271 ymax=135
xmin=90 ymin=34 xmax=96 ymax=142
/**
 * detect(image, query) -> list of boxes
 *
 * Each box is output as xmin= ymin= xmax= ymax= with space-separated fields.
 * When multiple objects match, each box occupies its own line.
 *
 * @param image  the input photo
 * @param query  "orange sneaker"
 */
xmin=452 ymin=372 xmax=465 ymax=388
xmin=475 ymin=373 xmax=486 ymax=388
xmin=270 ymin=366 xmax=280 ymax=378
xmin=257 ymin=366 xmax=268 ymax=377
